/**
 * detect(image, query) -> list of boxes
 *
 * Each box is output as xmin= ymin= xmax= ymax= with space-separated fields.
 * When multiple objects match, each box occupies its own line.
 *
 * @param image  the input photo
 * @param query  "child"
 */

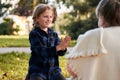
xmin=27 ymin=4 xmax=71 ymax=80
xmin=66 ymin=0 xmax=120 ymax=80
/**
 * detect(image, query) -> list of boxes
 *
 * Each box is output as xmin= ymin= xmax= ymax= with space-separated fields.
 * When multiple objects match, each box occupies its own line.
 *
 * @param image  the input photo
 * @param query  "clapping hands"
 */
xmin=56 ymin=36 xmax=71 ymax=51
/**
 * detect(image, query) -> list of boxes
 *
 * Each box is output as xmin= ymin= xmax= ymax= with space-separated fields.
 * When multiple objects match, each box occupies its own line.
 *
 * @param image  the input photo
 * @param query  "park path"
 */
xmin=0 ymin=47 xmax=72 ymax=54
xmin=0 ymin=47 xmax=31 ymax=53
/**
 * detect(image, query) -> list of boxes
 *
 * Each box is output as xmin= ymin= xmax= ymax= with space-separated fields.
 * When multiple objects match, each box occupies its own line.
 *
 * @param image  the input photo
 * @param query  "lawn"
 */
xmin=0 ymin=35 xmax=75 ymax=80
xmin=0 ymin=35 xmax=30 ymax=47
xmin=0 ymin=52 xmax=70 ymax=80
xmin=0 ymin=35 xmax=76 ymax=47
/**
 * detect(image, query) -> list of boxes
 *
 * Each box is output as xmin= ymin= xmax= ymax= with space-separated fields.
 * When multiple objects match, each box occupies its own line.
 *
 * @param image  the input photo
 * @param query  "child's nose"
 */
xmin=48 ymin=17 xmax=52 ymax=21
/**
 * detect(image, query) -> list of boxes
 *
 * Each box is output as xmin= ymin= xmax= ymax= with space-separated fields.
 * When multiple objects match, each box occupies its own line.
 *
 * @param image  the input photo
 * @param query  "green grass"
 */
xmin=0 ymin=35 xmax=76 ymax=47
xmin=0 ymin=52 xmax=29 ymax=80
xmin=69 ymin=40 xmax=77 ymax=47
xmin=0 ymin=35 xmax=72 ymax=79
xmin=0 ymin=52 xmax=70 ymax=80
xmin=0 ymin=35 xmax=30 ymax=47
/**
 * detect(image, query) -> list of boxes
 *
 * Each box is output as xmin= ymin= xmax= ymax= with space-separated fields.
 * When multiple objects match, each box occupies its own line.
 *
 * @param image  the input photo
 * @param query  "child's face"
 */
xmin=37 ymin=9 xmax=54 ymax=29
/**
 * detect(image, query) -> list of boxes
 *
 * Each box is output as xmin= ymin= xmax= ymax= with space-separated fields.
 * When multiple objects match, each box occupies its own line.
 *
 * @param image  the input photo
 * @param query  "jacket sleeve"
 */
xmin=53 ymin=32 xmax=67 ymax=56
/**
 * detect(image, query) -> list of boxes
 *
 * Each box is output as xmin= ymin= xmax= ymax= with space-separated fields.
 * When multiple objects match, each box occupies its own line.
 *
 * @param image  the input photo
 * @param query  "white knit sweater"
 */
xmin=66 ymin=26 xmax=120 ymax=80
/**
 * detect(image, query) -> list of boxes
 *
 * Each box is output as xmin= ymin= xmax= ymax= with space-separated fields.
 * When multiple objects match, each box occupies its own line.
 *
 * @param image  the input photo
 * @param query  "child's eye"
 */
xmin=43 ymin=16 xmax=53 ymax=18
xmin=44 ymin=16 xmax=48 ymax=18
xmin=50 ymin=16 xmax=53 ymax=18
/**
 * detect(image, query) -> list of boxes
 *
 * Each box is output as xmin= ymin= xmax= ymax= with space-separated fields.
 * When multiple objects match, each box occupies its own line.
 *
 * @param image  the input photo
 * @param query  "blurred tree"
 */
xmin=13 ymin=0 xmax=50 ymax=16
xmin=0 ymin=0 xmax=12 ymax=17
xmin=55 ymin=13 xmax=74 ymax=34
xmin=55 ymin=0 xmax=100 ymax=39
xmin=0 ymin=17 xmax=20 ymax=35
xmin=12 ymin=0 xmax=101 ymax=39
xmin=0 ymin=18 xmax=14 ymax=35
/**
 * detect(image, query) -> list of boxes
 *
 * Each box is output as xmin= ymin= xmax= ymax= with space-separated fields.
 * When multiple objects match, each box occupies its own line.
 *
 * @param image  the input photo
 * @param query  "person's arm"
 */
xmin=66 ymin=28 xmax=107 ymax=58
xmin=67 ymin=63 xmax=77 ymax=77
xmin=29 ymin=30 xmax=71 ymax=57
xmin=55 ymin=33 xmax=71 ymax=56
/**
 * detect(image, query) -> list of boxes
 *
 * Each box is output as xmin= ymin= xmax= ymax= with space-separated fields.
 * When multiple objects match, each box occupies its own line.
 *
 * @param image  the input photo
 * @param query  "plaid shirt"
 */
xmin=28 ymin=27 xmax=66 ymax=79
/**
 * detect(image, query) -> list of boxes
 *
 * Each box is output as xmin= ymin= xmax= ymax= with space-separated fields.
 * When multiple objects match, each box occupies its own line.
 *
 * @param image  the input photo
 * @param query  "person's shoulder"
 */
xmin=29 ymin=28 xmax=37 ymax=36
xmin=86 ymin=28 xmax=101 ymax=34
xmin=49 ymin=28 xmax=57 ymax=33
xmin=48 ymin=28 xmax=58 ymax=36
xmin=84 ymin=28 xmax=101 ymax=37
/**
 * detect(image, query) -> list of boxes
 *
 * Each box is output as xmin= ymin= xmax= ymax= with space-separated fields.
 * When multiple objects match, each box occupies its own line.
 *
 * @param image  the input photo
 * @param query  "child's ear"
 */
xmin=101 ymin=16 xmax=106 ymax=27
xmin=36 ymin=18 xmax=39 ymax=22
xmin=36 ymin=18 xmax=39 ymax=23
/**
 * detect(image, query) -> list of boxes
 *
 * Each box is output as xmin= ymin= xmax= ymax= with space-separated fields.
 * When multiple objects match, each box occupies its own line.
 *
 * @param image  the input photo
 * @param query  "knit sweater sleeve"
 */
xmin=66 ymin=28 xmax=107 ymax=59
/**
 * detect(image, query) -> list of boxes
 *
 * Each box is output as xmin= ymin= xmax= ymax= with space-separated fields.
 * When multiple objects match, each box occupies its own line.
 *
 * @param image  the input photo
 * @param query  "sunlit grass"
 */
xmin=59 ymin=56 xmax=70 ymax=78
xmin=0 ymin=35 xmax=76 ymax=47
xmin=0 ymin=52 xmax=29 ymax=80
xmin=0 ymin=35 xmax=30 ymax=47
xmin=0 ymin=52 xmax=70 ymax=80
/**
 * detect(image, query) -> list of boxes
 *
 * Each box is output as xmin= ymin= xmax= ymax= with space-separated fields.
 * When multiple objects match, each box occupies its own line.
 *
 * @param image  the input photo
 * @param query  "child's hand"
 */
xmin=64 ymin=36 xmax=71 ymax=47
xmin=56 ymin=36 xmax=71 ymax=51
xmin=66 ymin=63 xmax=77 ymax=77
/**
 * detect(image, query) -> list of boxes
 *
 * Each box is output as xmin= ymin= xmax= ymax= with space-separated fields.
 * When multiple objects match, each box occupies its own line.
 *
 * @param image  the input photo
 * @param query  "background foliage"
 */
xmin=55 ymin=0 xmax=100 ymax=39
xmin=0 ymin=0 xmax=101 ymax=39
xmin=0 ymin=0 xmax=12 ymax=17
xmin=0 ymin=17 xmax=20 ymax=35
